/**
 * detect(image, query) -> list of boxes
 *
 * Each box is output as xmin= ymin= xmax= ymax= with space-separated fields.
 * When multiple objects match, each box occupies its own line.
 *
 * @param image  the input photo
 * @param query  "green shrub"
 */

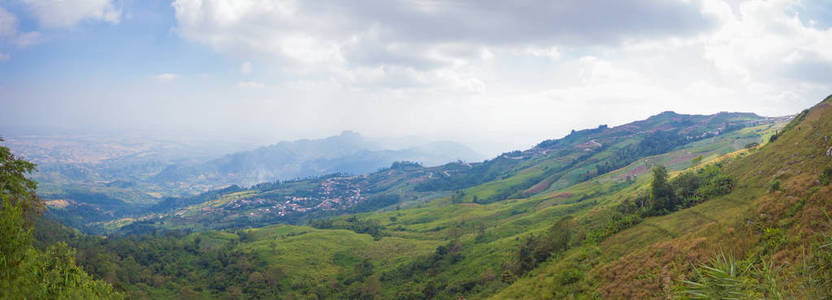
xmin=761 ymin=227 xmax=785 ymax=254
xmin=559 ymin=268 xmax=583 ymax=285
xmin=820 ymin=167 xmax=832 ymax=186
xmin=697 ymin=164 xmax=735 ymax=198
xmin=769 ymin=180 xmax=781 ymax=193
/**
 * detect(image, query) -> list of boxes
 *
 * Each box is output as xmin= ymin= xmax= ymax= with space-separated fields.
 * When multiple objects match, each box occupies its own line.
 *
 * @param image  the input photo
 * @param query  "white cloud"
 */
xmin=170 ymin=0 xmax=714 ymax=93
xmin=701 ymin=0 xmax=832 ymax=84
xmin=22 ymin=0 xmax=121 ymax=28
xmin=0 ymin=6 xmax=42 ymax=50
xmin=154 ymin=73 xmax=180 ymax=81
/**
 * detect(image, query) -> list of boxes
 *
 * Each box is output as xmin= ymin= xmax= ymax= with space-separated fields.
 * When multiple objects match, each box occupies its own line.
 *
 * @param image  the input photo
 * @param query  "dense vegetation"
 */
xmin=36 ymin=226 xmax=287 ymax=299
xmin=508 ymin=217 xmax=576 ymax=278
xmin=413 ymin=159 xmax=512 ymax=192
xmin=309 ymin=216 xmax=386 ymax=240
xmin=0 ymin=139 xmax=120 ymax=299
xmin=596 ymin=130 xmax=701 ymax=176
xmin=584 ymin=161 xmax=735 ymax=245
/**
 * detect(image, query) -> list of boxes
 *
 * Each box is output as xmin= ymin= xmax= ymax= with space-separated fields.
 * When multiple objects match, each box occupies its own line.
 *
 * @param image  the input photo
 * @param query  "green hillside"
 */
xmin=499 ymin=95 xmax=832 ymax=298
xmin=33 ymin=100 xmax=832 ymax=299
xmin=84 ymin=111 xmax=782 ymax=236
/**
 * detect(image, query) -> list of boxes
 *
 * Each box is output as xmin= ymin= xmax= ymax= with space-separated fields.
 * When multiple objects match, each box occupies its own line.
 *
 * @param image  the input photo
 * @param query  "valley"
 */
xmin=3 ymin=132 xmax=482 ymax=233
xmin=61 ymin=110 xmax=786 ymax=235
xmin=25 ymin=99 xmax=832 ymax=299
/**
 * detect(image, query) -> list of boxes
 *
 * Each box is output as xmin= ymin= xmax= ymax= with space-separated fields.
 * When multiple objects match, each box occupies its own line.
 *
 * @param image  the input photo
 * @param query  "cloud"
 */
xmin=172 ymin=0 xmax=715 ymax=69
xmin=0 ymin=6 xmax=42 ymax=50
xmin=167 ymin=0 xmax=730 ymax=100
xmin=154 ymin=73 xmax=180 ymax=81
xmin=699 ymin=0 xmax=832 ymax=85
xmin=22 ymin=0 xmax=121 ymax=28
xmin=0 ymin=53 xmax=9 ymax=61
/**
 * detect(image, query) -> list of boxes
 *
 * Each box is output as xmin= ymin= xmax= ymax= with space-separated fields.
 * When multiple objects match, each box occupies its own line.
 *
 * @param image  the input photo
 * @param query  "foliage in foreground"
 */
xmin=682 ymin=252 xmax=781 ymax=299
xmin=0 ymin=141 xmax=120 ymax=299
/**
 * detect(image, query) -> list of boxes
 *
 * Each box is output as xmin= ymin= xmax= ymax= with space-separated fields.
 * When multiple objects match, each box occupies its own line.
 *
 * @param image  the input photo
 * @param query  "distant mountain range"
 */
xmin=150 ymin=131 xmax=485 ymax=187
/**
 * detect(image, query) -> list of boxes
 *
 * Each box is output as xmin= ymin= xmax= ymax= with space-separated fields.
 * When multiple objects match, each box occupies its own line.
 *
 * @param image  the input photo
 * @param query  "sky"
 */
xmin=0 ymin=0 xmax=831 ymax=156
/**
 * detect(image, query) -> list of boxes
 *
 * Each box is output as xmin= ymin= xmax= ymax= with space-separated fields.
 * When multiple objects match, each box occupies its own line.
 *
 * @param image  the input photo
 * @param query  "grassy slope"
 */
xmin=495 ymin=95 xmax=832 ymax=299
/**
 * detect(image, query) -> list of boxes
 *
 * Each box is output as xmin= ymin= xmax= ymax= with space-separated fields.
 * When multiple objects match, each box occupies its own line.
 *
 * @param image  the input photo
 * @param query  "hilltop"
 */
xmin=151 ymin=131 xmax=485 ymax=188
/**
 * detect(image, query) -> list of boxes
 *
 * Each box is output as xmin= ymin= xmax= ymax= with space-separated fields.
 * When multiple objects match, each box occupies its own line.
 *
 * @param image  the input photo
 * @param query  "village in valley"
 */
xmin=177 ymin=175 xmax=372 ymax=223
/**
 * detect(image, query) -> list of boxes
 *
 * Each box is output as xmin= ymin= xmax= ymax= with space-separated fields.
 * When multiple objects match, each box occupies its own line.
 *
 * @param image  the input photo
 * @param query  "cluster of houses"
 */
xmin=212 ymin=177 xmax=368 ymax=218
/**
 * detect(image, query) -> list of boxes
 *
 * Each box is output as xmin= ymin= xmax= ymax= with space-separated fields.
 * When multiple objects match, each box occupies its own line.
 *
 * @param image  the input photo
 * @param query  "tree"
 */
xmin=547 ymin=216 xmax=573 ymax=253
xmin=422 ymin=280 xmax=439 ymax=299
xmin=515 ymin=236 xmax=538 ymax=275
xmin=649 ymin=166 xmax=674 ymax=213
xmin=361 ymin=276 xmax=382 ymax=299
xmin=697 ymin=164 xmax=734 ymax=198
xmin=672 ymin=171 xmax=701 ymax=205
xmin=396 ymin=282 xmax=424 ymax=300
xmin=0 ymin=141 xmax=120 ymax=298
xmin=1 ymin=195 xmax=32 ymax=295
xmin=0 ymin=140 xmax=40 ymax=220
xmin=353 ymin=259 xmax=374 ymax=282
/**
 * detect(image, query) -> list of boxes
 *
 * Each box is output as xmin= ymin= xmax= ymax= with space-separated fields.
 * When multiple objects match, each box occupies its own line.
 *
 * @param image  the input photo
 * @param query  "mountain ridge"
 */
xmin=150 ymin=131 xmax=485 ymax=187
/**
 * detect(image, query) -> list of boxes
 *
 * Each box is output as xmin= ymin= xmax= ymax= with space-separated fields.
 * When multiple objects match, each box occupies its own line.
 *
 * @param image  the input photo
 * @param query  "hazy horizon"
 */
xmin=1 ymin=107 xmax=794 ymax=161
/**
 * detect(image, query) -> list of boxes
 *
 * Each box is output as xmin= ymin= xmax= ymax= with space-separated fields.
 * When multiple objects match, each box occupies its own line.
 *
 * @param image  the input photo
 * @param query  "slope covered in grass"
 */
xmin=496 ymin=95 xmax=832 ymax=299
